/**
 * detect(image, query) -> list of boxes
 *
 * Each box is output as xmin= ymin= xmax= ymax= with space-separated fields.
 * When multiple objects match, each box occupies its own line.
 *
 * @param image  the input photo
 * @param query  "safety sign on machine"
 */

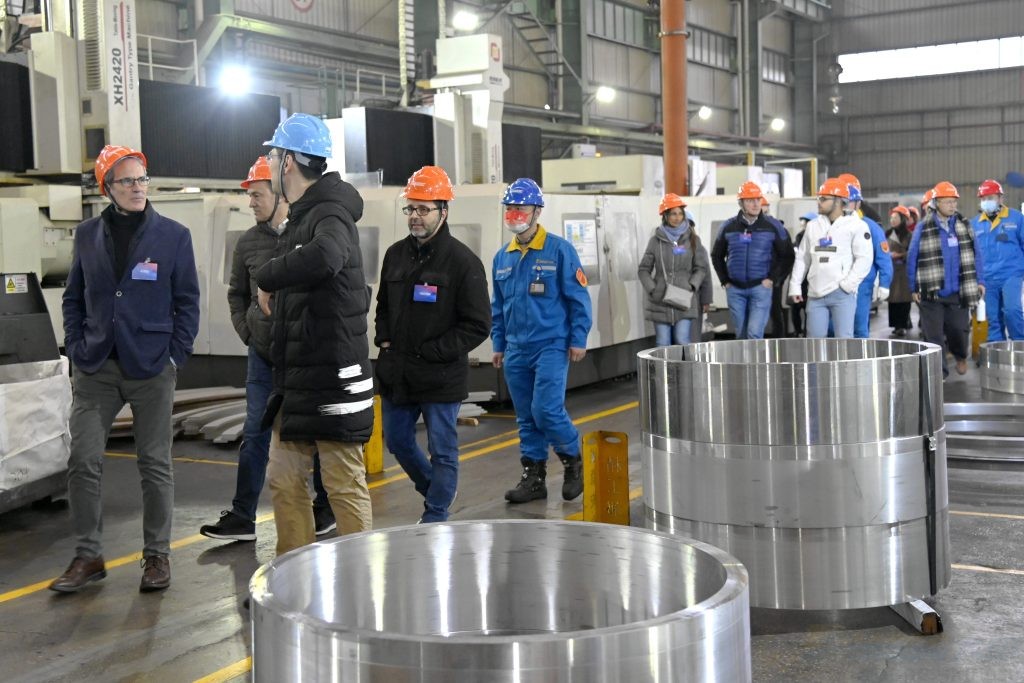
xmin=3 ymin=274 xmax=27 ymax=294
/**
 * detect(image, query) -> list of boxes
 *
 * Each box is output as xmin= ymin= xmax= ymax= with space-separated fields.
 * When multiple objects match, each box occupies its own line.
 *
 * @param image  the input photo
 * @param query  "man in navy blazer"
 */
xmin=50 ymin=145 xmax=200 ymax=594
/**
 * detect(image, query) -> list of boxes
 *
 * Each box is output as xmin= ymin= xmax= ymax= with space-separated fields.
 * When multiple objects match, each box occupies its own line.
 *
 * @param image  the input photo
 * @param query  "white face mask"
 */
xmin=980 ymin=199 xmax=1000 ymax=214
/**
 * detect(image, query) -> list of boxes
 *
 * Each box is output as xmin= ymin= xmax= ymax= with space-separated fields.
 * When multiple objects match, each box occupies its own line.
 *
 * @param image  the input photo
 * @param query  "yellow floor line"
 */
xmin=952 ymin=563 xmax=1024 ymax=576
xmin=192 ymin=657 xmax=252 ymax=683
xmin=950 ymin=510 xmax=1024 ymax=521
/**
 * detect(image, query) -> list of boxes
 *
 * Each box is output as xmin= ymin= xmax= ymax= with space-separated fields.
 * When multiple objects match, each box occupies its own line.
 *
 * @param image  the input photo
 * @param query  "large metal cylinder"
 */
xmin=639 ymin=339 xmax=951 ymax=610
xmin=250 ymin=520 xmax=751 ymax=682
xmin=979 ymin=340 xmax=1024 ymax=395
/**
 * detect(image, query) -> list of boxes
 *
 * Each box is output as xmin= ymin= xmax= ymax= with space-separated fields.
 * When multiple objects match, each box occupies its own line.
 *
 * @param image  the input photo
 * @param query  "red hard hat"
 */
xmin=977 ymin=179 xmax=1004 ymax=197
xmin=402 ymin=166 xmax=454 ymax=201
xmin=818 ymin=178 xmax=850 ymax=199
xmin=95 ymin=145 xmax=148 ymax=196
xmin=737 ymin=181 xmax=763 ymax=200
xmin=933 ymin=181 xmax=959 ymax=199
xmin=890 ymin=206 xmax=911 ymax=218
xmin=658 ymin=193 xmax=686 ymax=214
xmin=241 ymin=156 xmax=272 ymax=189
xmin=837 ymin=173 xmax=861 ymax=191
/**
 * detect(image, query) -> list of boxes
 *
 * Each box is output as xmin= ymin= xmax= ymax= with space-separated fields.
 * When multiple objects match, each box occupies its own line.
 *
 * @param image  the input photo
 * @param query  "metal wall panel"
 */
xmin=687 ymin=0 xmax=735 ymax=35
xmin=761 ymin=15 xmax=792 ymax=54
xmin=137 ymin=0 xmax=181 ymax=39
xmin=234 ymin=0 xmax=397 ymax=42
xmin=507 ymin=70 xmax=548 ymax=108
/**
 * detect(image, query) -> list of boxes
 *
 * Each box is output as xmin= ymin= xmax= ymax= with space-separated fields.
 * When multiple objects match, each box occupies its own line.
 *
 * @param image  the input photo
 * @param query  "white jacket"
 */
xmin=789 ymin=213 xmax=873 ymax=299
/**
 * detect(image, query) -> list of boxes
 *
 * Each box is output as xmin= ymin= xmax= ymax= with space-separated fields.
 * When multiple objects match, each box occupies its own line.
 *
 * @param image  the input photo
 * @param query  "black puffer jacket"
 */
xmin=255 ymin=173 xmax=373 ymax=443
xmin=374 ymin=222 xmax=491 ymax=404
xmin=227 ymin=221 xmax=289 ymax=362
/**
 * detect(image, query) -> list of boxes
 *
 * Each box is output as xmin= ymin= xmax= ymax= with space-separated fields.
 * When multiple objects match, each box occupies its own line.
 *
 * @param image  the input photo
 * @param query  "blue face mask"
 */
xmin=980 ymin=199 xmax=1000 ymax=214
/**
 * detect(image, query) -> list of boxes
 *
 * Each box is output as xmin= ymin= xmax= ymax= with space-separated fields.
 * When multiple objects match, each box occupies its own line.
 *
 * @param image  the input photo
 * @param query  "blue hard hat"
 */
xmin=800 ymin=211 xmax=817 ymax=221
xmin=846 ymin=184 xmax=862 ymax=202
xmin=502 ymin=178 xmax=544 ymax=207
xmin=684 ymin=209 xmax=696 ymax=226
xmin=264 ymin=113 xmax=332 ymax=159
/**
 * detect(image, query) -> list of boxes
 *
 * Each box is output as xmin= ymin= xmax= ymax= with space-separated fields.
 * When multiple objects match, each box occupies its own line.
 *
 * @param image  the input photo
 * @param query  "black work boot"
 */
xmin=558 ymin=453 xmax=584 ymax=501
xmin=505 ymin=458 xmax=547 ymax=503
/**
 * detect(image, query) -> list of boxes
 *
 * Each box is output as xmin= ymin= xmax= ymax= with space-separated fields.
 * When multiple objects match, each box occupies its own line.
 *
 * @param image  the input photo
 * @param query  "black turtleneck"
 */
xmin=108 ymin=207 xmax=145 ymax=278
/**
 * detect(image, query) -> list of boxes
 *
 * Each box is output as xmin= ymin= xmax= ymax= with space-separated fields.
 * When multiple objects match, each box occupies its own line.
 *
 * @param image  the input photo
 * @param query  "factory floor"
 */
xmin=2 ymin=315 xmax=1024 ymax=682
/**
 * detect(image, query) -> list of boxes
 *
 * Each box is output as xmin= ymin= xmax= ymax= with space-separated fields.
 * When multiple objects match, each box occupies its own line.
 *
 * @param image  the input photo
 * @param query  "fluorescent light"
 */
xmin=769 ymin=117 xmax=786 ymax=132
xmin=594 ymin=86 xmax=616 ymax=104
xmin=697 ymin=105 xmax=712 ymax=121
xmin=452 ymin=10 xmax=480 ymax=32
xmin=218 ymin=64 xmax=251 ymax=97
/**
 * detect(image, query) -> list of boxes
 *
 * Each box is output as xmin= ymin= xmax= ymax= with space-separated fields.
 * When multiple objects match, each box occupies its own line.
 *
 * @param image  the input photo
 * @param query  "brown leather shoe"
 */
xmin=49 ymin=556 xmax=106 ymax=593
xmin=956 ymin=359 xmax=968 ymax=375
xmin=139 ymin=554 xmax=171 ymax=592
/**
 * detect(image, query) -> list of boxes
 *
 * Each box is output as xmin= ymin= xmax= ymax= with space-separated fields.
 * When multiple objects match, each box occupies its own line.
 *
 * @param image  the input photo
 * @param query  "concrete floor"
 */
xmin=2 ymin=313 xmax=1023 ymax=682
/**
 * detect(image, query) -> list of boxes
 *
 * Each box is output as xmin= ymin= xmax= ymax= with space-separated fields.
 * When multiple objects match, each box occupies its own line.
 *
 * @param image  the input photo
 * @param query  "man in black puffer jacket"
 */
xmin=254 ymin=113 xmax=373 ymax=556
xmin=375 ymin=166 xmax=491 ymax=523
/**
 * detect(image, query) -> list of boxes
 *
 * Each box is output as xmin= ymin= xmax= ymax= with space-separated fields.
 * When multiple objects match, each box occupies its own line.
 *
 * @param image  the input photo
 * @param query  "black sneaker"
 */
xmin=314 ymin=506 xmax=337 ymax=536
xmin=199 ymin=510 xmax=256 ymax=542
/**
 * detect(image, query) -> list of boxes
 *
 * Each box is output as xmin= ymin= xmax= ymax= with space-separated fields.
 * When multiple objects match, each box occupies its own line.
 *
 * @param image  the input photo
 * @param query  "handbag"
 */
xmin=659 ymin=245 xmax=692 ymax=310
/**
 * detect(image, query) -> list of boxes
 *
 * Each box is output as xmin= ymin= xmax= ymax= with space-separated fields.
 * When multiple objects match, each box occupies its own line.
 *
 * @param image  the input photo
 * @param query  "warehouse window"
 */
xmin=838 ymin=36 xmax=1024 ymax=83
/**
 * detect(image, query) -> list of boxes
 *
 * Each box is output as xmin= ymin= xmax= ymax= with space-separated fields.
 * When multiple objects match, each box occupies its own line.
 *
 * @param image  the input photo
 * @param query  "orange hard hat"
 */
xmin=737 ymin=181 xmax=763 ymax=200
xmin=908 ymin=205 xmax=920 ymax=219
xmin=837 ymin=173 xmax=861 ymax=190
xmin=658 ymin=193 xmax=686 ymax=214
xmin=932 ymin=181 xmax=959 ymax=199
xmin=240 ymin=156 xmax=272 ymax=189
xmin=760 ymin=196 xmax=770 ymax=207
xmin=402 ymin=165 xmax=454 ymax=201
xmin=818 ymin=178 xmax=850 ymax=198
xmin=890 ymin=206 xmax=911 ymax=218
xmin=95 ymin=144 xmax=148 ymax=196
xmin=921 ymin=188 xmax=936 ymax=206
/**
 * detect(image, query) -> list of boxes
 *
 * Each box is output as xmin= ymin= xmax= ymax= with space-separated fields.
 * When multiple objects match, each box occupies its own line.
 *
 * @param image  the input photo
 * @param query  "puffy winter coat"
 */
xmin=227 ymin=221 xmax=289 ymax=362
xmin=711 ymin=212 xmax=794 ymax=288
xmin=638 ymin=226 xmax=708 ymax=322
xmin=255 ymin=173 xmax=373 ymax=443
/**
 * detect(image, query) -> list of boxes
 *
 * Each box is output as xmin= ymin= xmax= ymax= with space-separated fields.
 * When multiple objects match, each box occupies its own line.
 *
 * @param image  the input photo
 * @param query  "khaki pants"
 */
xmin=267 ymin=417 xmax=372 ymax=556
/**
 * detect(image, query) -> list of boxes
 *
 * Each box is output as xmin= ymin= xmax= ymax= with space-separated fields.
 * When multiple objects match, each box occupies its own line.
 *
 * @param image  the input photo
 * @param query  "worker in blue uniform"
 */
xmin=491 ymin=178 xmax=593 ymax=504
xmin=848 ymin=182 xmax=894 ymax=339
xmin=970 ymin=179 xmax=1024 ymax=341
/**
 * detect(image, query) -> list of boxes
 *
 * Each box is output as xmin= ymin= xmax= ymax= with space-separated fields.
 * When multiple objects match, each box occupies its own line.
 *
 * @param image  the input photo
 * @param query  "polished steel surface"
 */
xmin=639 ymin=338 xmax=950 ymax=610
xmin=980 ymin=341 xmax=1024 ymax=394
xmin=250 ymin=520 xmax=751 ymax=682
xmin=945 ymin=402 xmax=1024 ymax=467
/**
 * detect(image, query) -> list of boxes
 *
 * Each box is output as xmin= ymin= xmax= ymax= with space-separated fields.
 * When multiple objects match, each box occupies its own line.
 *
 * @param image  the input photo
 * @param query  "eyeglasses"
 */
xmin=816 ymin=196 xmax=834 ymax=203
xmin=265 ymin=151 xmax=283 ymax=162
xmin=111 ymin=176 xmax=151 ymax=188
xmin=402 ymin=205 xmax=441 ymax=217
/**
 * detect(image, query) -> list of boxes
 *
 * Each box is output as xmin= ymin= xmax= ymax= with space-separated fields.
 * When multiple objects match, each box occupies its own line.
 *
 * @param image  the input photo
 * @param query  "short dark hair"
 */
xmin=288 ymin=151 xmax=327 ymax=180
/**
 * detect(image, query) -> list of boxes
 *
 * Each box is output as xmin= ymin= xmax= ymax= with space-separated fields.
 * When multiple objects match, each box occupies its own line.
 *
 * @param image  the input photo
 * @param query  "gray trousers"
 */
xmin=67 ymin=359 xmax=177 ymax=559
xmin=919 ymin=294 xmax=970 ymax=375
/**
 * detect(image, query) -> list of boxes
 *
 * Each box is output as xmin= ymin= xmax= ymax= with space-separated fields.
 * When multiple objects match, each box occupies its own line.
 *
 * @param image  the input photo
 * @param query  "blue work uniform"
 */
xmin=491 ymin=225 xmax=593 ymax=462
xmin=971 ymin=206 xmax=1024 ymax=341
xmin=853 ymin=216 xmax=894 ymax=338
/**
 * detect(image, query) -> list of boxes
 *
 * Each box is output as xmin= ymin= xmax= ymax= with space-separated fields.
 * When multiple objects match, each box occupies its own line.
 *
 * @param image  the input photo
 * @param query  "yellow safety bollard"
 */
xmin=582 ymin=430 xmax=630 ymax=525
xmin=971 ymin=313 xmax=987 ymax=359
xmin=364 ymin=395 xmax=383 ymax=474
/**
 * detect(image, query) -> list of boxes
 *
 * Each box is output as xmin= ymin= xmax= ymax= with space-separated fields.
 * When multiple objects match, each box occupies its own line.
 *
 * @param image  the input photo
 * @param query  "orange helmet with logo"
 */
xmin=837 ymin=173 xmax=861 ymax=191
xmin=240 ymin=156 xmax=272 ymax=189
xmin=95 ymin=145 xmax=148 ymax=196
xmin=818 ymin=178 xmax=850 ymax=198
xmin=402 ymin=166 xmax=455 ymax=201
xmin=658 ymin=193 xmax=686 ymax=214
xmin=932 ymin=181 xmax=959 ymax=199
xmin=737 ymin=181 xmax=763 ymax=200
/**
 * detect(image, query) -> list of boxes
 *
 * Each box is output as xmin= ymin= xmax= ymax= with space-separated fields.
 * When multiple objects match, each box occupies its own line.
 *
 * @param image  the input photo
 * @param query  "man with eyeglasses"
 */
xmin=51 ymin=145 xmax=200 ymax=593
xmin=491 ymin=178 xmax=593 ymax=504
xmin=788 ymin=178 xmax=873 ymax=339
xmin=198 ymin=157 xmax=336 ymax=543
xmin=253 ymin=113 xmax=373 ymax=556
xmin=374 ymin=166 xmax=491 ymax=523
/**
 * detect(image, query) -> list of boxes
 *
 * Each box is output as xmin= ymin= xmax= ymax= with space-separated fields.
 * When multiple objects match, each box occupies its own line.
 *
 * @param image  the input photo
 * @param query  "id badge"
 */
xmin=739 ymin=232 xmax=752 ymax=243
xmin=947 ymin=235 xmax=958 ymax=248
xmin=673 ymin=245 xmax=687 ymax=255
xmin=413 ymin=283 xmax=438 ymax=303
xmin=131 ymin=261 xmax=158 ymax=281
xmin=529 ymin=280 xmax=546 ymax=295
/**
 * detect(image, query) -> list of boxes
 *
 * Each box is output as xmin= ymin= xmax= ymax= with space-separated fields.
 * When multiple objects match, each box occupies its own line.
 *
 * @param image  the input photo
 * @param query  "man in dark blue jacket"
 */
xmin=711 ymin=181 xmax=795 ymax=339
xmin=50 ymin=145 xmax=200 ymax=594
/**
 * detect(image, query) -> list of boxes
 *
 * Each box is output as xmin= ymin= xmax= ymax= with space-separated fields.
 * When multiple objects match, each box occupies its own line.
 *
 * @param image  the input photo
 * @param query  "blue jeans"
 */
xmin=654 ymin=319 xmax=693 ymax=346
xmin=232 ymin=346 xmax=328 ymax=521
xmin=726 ymin=285 xmax=772 ymax=339
xmin=382 ymin=398 xmax=461 ymax=523
xmin=806 ymin=288 xmax=858 ymax=339
xmin=503 ymin=343 xmax=580 ymax=463
xmin=985 ymin=275 xmax=1024 ymax=342
xmin=853 ymin=277 xmax=875 ymax=339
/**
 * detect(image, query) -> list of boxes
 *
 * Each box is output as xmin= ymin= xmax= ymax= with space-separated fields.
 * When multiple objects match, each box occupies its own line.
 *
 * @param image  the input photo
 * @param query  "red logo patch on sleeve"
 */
xmin=576 ymin=268 xmax=588 ymax=287
xmin=881 ymin=241 xmax=890 ymax=253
